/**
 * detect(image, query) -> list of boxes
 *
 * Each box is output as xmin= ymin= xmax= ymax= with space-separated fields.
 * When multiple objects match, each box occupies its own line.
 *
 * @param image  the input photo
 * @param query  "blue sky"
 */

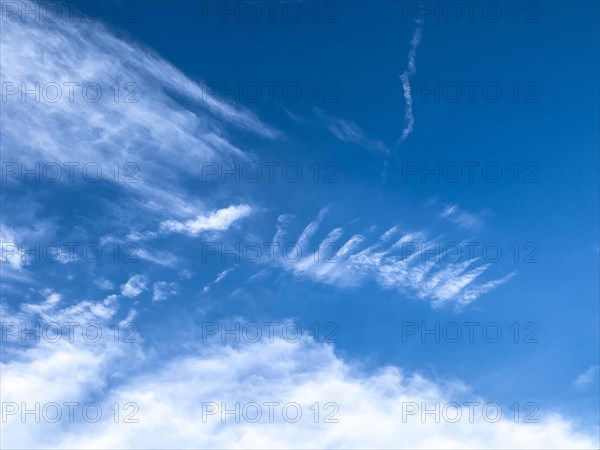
xmin=1 ymin=0 xmax=599 ymax=448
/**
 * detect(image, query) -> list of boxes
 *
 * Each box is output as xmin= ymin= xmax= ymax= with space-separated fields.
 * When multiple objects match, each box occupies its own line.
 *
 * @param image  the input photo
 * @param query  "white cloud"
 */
xmin=0 ymin=221 xmax=56 ymax=271
xmin=152 ymin=281 xmax=177 ymax=303
xmin=0 ymin=224 xmax=27 ymax=270
xmin=0 ymin=221 xmax=58 ymax=290
xmin=120 ymin=275 xmax=149 ymax=298
xmin=0 ymin=298 xmax=596 ymax=448
xmin=160 ymin=204 xmax=252 ymax=236
xmin=94 ymin=278 xmax=115 ymax=290
xmin=573 ymin=365 xmax=600 ymax=389
xmin=96 ymin=205 xmax=250 ymax=269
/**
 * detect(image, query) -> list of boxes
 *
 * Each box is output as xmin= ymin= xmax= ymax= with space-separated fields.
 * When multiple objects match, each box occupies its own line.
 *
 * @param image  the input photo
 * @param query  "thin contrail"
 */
xmin=399 ymin=24 xmax=423 ymax=142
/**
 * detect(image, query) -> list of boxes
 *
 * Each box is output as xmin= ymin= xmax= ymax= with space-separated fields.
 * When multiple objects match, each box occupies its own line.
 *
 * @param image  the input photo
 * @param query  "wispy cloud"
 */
xmin=120 ymin=274 xmax=149 ymax=298
xmin=214 ymin=268 xmax=234 ymax=283
xmin=94 ymin=277 xmax=115 ymax=290
xmin=160 ymin=204 xmax=252 ymax=237
xmin=0 ymin=4 xmax=278 ymax=227
xmin=435 ymin=200 xmax=485 ymax=232
xmin=200 ymin=267 xmax=235 ymax=294
xmin=399 ymin=24 xmax=423 ymax=142
xmin=573 ymin=365 xmax=600 ymax=389
xmin=266 ymin=210 xmax=513 ymax=308
xmin=315 ymin=108 xmax=389 ymax=154
xmin=0 ymin=224 xmax=28 ymax=271
xmin=152 ymin=281 xmax=178 ymax=303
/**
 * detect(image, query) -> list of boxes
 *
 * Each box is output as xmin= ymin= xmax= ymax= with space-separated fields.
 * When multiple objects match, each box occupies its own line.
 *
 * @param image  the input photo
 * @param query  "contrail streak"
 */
xmin=399 ymin=24 xmax=423 ymax=142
